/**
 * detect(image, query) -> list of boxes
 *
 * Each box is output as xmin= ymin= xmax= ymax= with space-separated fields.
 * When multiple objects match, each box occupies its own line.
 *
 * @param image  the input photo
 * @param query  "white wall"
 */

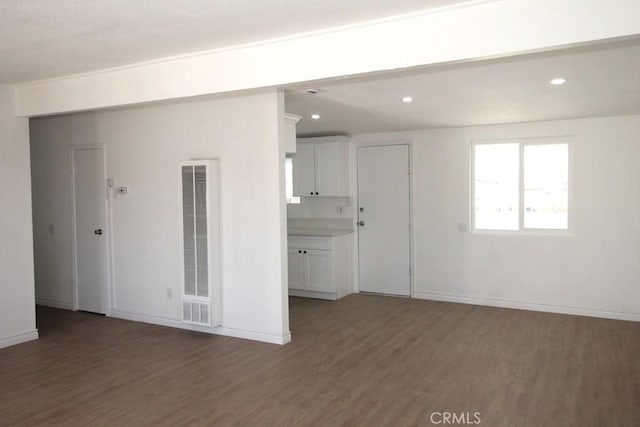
xmin=287 ymin=197 xmax=353 ymax=219
xmin=353 ymin=115 xmax=640 ymax=320
xmin=16 ymin=0 xmax=640 ymax=116
xmin=30 ymin=91 xmax=290 ymax=344
xmin=0 ymin=85 xmax=37 ymax=349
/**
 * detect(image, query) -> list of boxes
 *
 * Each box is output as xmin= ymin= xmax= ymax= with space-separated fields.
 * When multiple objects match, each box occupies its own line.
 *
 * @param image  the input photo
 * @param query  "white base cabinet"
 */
xmin=287 ymin=234 xmax=351 ymax=300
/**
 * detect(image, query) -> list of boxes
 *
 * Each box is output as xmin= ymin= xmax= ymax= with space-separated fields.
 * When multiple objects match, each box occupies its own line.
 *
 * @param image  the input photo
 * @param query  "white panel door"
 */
xmin=357 ymin=145 xmax=411 ymax=296
xmin=73 ymin=148 xmax=107 ymax=314
xmin=314 ymin=142 xmax=339 ymax=196
xmin=306 ymin=249 xmax=332 ymax=292
xmin=287 ymin=249 xmax=305 ymax=290
xmin=292 ymin=143 xmax=315 ymax=196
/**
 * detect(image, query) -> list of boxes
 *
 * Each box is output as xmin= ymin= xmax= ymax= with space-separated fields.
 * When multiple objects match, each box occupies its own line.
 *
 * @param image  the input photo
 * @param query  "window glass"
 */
xmin=523 ymin=144 xmax=568 ymax=229
xmin=474 ymin=143 xmax=519 ymax=230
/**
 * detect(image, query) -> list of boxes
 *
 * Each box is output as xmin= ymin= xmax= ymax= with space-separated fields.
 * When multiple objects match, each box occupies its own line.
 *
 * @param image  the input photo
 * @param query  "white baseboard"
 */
xmin=412 ymin=291 xmax=640 ymax=322
xmin=109 ymin=309 xmax=291 ymax=345
xmin=289 ymin=288 xmax=337 ymax=300
xmin=36 ymin=297 xmax=74 ymax=310
xmin=0 ymin=330 xmax=39 ymax=349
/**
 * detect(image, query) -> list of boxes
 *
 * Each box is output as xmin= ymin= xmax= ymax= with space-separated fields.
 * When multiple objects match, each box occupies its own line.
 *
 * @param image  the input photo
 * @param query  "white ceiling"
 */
xmin=0 ymin=0 xmax=475 ymax=84
xmin=285 ymin=40 xmax=640 ymax=135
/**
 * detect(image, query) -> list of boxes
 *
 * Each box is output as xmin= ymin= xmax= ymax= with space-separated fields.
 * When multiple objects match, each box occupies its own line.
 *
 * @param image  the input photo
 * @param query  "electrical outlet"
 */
xmin=336 ymin=206 xmax=344 ymax=215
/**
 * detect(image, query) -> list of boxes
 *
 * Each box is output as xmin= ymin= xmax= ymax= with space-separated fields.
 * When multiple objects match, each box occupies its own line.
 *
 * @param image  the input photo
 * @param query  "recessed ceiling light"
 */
xmin=311 ymin=114 xmax=320 ymax=120
xmin=550 ymin=78 xmax=566 ymax=86
xmin=402 ymin=96 xmax=414 ymax=103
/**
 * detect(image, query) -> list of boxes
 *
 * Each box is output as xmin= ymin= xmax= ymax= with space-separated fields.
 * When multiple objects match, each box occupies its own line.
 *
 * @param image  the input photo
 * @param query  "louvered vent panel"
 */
xmin=183 ymin=301 xmax=192 ymax=322
xmin=182 ymin=166 xmax=196 ymax=296
xmin=200 ymin=304 xmax=209 ymax=325
xmin=182 ymin=300 xmax=211 ymax=326
xmin=194 ymin=166 xmax=209 ymax=297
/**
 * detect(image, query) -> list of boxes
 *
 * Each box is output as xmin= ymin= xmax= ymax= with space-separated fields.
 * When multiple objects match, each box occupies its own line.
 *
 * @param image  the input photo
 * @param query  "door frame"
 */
xmin=69 ymin=144 xmax=112 ymax=313
xmin=350 ymin=138 xmax=415 ymax=297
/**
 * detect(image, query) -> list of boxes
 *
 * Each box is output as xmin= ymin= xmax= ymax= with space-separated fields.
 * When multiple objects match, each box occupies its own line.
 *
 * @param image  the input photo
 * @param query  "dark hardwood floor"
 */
xmin=1 ymin=295 xmax=639 ymax=426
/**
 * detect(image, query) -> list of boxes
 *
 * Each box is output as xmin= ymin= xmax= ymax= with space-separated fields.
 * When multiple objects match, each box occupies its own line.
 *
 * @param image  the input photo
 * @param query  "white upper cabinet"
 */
xmin=315 ymin=142 xmax=347 ymax=196
xmin=292 ymin=136 xmax=350 ymax=197
xmin=292 ymin=143 xmax=315 ymax=196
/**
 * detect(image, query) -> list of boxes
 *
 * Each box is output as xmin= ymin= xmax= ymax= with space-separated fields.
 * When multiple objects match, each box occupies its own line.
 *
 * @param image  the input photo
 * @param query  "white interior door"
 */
xmin=357 ymin=144 xmax=411 ymax=296
xmin=292 ymin=143 xmax=315 ymax=196
xmin=73 ymin=147 xmax=107 ymax=314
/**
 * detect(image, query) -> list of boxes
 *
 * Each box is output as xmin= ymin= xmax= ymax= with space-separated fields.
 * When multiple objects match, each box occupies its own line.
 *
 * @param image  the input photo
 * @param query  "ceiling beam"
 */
xmin=15 ymin=0 xmax=640 ymax=117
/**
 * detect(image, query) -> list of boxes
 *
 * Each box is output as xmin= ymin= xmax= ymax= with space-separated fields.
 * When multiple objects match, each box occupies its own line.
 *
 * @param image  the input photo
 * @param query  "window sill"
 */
xmin=471 ymin=229 xmax=574 ymax=237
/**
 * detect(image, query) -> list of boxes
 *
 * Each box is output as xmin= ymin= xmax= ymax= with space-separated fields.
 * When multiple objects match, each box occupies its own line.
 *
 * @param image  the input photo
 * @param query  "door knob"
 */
xmin=358 ymin=221 xmax=365 ymax=227
xmin=94 ymin=229 xmax=103 ymax=235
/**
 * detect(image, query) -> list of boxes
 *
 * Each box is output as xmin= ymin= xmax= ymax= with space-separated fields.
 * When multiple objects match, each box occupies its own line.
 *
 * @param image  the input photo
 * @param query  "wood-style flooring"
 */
xmin=1 ymin=295 xmax=639 ymax=426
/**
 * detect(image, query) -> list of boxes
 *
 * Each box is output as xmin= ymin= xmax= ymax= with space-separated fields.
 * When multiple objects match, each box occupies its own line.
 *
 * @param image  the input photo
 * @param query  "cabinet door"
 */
xmin=306 ymin=249 xmax=333 ymax=292
xmin=292 ymin=143 xmax=315 ymax=196
xmin=287 ymin=249 xmax=306 ymax=290
xmin=315 ymin=142 xmax=348 ymax=196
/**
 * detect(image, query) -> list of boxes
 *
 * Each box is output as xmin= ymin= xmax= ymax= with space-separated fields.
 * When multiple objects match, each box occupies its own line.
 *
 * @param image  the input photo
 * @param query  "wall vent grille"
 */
xmin=182 ymin=300 xmax=211 ymax=326
xmin=179 ymin=160 xmax=221 ymax=328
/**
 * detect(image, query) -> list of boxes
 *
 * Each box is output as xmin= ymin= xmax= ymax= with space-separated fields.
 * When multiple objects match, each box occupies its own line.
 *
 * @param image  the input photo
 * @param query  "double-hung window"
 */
xmin=472 ymin=138 xmax=570 ymax=232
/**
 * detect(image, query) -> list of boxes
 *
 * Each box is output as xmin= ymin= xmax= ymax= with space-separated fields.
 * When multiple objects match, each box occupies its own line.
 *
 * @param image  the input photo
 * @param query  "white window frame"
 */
xmin=471 ymin=136 xmax=574 ymax=236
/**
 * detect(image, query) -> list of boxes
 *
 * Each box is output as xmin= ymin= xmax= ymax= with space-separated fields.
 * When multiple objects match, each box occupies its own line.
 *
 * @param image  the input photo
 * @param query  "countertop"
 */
xmin=288 ymin=228 xmax=353 ymax=237
xmin=287 ymin=217 xmax=354 ymax=237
